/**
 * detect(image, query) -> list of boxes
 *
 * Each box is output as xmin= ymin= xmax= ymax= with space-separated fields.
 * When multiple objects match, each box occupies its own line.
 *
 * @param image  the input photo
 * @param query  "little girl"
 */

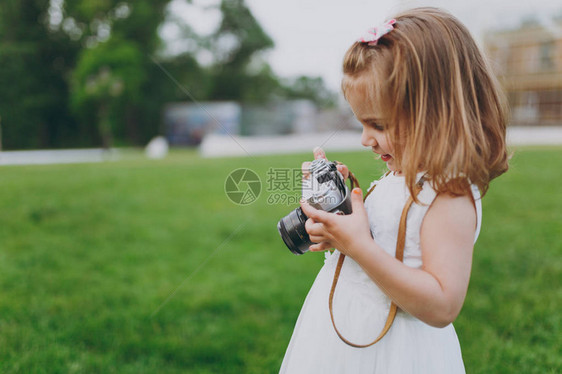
xmin=280 ymin=7 xmax=508 ymax=374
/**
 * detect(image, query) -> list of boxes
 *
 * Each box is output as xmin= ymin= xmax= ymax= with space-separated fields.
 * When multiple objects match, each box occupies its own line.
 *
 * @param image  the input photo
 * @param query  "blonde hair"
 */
xmin=342 ymin=7 xmax=508 ymax=199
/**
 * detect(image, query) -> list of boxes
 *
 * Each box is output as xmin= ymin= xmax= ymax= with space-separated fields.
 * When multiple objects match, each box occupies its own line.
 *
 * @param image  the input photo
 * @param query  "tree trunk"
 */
xmin=98 ymin=104 xmax=113 ymax=150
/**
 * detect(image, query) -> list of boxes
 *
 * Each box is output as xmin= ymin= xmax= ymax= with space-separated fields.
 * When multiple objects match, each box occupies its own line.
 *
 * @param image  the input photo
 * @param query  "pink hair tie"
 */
xmin=357 ymin=19 xmax=396 ymax=46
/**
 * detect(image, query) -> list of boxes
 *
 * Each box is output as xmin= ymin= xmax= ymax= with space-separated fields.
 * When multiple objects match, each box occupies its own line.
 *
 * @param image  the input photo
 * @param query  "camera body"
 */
xmin=277 ymin=159 xmax=352 ymax=255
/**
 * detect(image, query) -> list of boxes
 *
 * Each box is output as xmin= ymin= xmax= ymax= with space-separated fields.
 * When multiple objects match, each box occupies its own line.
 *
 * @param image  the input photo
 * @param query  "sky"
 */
xmin=168 ymin=0 xmax=562 ymax=90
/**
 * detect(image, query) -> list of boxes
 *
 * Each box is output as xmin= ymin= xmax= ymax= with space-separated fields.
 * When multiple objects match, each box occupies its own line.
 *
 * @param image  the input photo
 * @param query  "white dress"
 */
xmin=280 ymin=172 xmax=482 ymax=374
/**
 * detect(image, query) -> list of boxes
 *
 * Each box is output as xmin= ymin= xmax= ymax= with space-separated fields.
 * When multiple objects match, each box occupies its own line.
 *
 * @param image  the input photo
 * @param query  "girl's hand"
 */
xmin=300 ymin=188 xmax=372 ymax=257
xmin=302 ymin=147 xmax=349 ymax=181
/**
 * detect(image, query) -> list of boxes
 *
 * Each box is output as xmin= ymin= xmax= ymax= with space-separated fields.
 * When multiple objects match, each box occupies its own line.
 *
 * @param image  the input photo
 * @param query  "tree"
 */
xmin=65 ymin=0 xmax=170 ymax=146
xmin=282 ymin=76 xmax=337 ymax=108
xmin=0 ymin=0 xmax=80 ymax=149
xmin=0 ymin=0 xmax=336 ymax=149
xmin=208 ymin=0 xmax=279 ymax=102
xmin=71 ymin=39 xmax=145 ymax=148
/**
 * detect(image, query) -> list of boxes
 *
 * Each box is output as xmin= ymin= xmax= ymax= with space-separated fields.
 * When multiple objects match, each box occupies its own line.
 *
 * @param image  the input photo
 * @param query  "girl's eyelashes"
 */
xmin=367 ymin=121 xmax=385 ymax=131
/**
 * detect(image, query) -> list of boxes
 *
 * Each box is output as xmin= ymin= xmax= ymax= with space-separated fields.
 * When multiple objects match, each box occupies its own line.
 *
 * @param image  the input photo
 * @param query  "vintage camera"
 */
xmin=277 ymin=159 xmax=352 ymax=255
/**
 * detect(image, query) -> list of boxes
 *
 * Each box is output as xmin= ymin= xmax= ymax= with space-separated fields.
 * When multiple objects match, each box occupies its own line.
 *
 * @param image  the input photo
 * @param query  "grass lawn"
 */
xmin=0 ymin=146 xmax=560 ymax=373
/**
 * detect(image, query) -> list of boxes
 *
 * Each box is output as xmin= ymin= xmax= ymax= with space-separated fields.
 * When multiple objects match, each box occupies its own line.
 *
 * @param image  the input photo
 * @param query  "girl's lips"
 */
xmin=381 ymin=154 xmax=392 ymax=162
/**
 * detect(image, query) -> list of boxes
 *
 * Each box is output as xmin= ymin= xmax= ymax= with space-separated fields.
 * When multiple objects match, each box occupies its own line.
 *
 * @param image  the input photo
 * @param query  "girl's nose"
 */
xmin=361 ymin=129 xmax=375 ymax=147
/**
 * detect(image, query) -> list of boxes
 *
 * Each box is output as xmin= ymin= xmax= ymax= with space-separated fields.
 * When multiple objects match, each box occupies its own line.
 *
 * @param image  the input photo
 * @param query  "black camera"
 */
xmin=277 ymin=159 xmax=352 ymax=255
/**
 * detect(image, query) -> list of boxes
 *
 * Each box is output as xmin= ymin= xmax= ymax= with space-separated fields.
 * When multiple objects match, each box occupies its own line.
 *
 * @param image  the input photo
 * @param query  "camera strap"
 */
xmin=328 ymin=172 xmax=424 ymax=348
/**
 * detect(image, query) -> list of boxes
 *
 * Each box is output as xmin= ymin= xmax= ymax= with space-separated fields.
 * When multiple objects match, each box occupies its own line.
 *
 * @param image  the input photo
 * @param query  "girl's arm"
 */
xmin=302 ymin=189 xmax=477 ymax=328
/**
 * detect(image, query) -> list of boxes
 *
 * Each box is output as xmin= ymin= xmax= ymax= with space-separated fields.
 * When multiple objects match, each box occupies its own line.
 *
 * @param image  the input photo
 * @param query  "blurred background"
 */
xmin=0 ymin=0 xmax=561 ymax=155
xmin=0 ymin=0 xmax=560 ymax=373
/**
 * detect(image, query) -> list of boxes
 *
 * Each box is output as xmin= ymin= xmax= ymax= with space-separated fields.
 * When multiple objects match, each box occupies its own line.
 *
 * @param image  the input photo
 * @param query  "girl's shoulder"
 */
xmin=366 ymin=171 xmax=482 ymax=243
xmin=425 ymin=182 xmax=483 ymax=244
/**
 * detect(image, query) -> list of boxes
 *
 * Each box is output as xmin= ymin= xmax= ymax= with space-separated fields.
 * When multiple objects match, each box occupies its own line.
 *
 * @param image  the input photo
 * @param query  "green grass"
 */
xmin=0 ymin=147 xmax=560 ymax=373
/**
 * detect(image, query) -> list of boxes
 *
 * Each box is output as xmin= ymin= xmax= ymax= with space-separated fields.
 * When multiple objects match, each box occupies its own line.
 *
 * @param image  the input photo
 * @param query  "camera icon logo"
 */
xmin=225 ymin=168 xmax=261 ymax=205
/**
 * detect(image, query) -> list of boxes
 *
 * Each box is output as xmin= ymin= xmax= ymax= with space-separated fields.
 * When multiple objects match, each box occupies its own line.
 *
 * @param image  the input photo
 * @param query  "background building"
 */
xmin=485 ymin=17 xmax=562 ymax=126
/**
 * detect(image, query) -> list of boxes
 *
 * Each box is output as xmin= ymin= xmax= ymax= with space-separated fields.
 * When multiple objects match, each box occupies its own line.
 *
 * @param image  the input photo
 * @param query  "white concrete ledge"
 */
xmin=0 ymin=126 xmax=559 ymax=165
xmin=0 ymin=148 xmax=120 ymax=166
xmin=200 ymin=126 xmax=562 ymax=158
xmin=199 ymin=131 xmax=363 ymax=158
xmin=506 ymin=126 xmax=562 ymax=146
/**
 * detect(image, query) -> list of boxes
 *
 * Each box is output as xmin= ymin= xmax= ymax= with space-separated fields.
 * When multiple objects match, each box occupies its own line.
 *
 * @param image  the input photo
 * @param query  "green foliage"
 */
xmin=72 ymin=40 xmax=145 ymax=105
xmin=282 ymin=76 xmax=338 ymax=108
xmin=0 ymin=0 xmax=81 ymax=149
xmin=71 ymin=38 xmax=145 ymax=147
xmin=0 ymin=0 xmax=335 ymax=149
xmin=63 ymin=0 xmax=167 ymax=52
xmin=65 ymin=0 xmax=170 ymax=147
xmin=213 ymin=0 xmax=274 ymax=67
xmin=208 ymin=0 xmax=279 ymax=102
xmin=0 ymin=147 xmax=560 ymax=373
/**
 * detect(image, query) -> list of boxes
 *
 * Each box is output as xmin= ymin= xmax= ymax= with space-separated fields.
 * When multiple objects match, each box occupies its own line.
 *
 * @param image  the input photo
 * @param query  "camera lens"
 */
xmin=277 ymin=207 xmax=312 ymax=255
